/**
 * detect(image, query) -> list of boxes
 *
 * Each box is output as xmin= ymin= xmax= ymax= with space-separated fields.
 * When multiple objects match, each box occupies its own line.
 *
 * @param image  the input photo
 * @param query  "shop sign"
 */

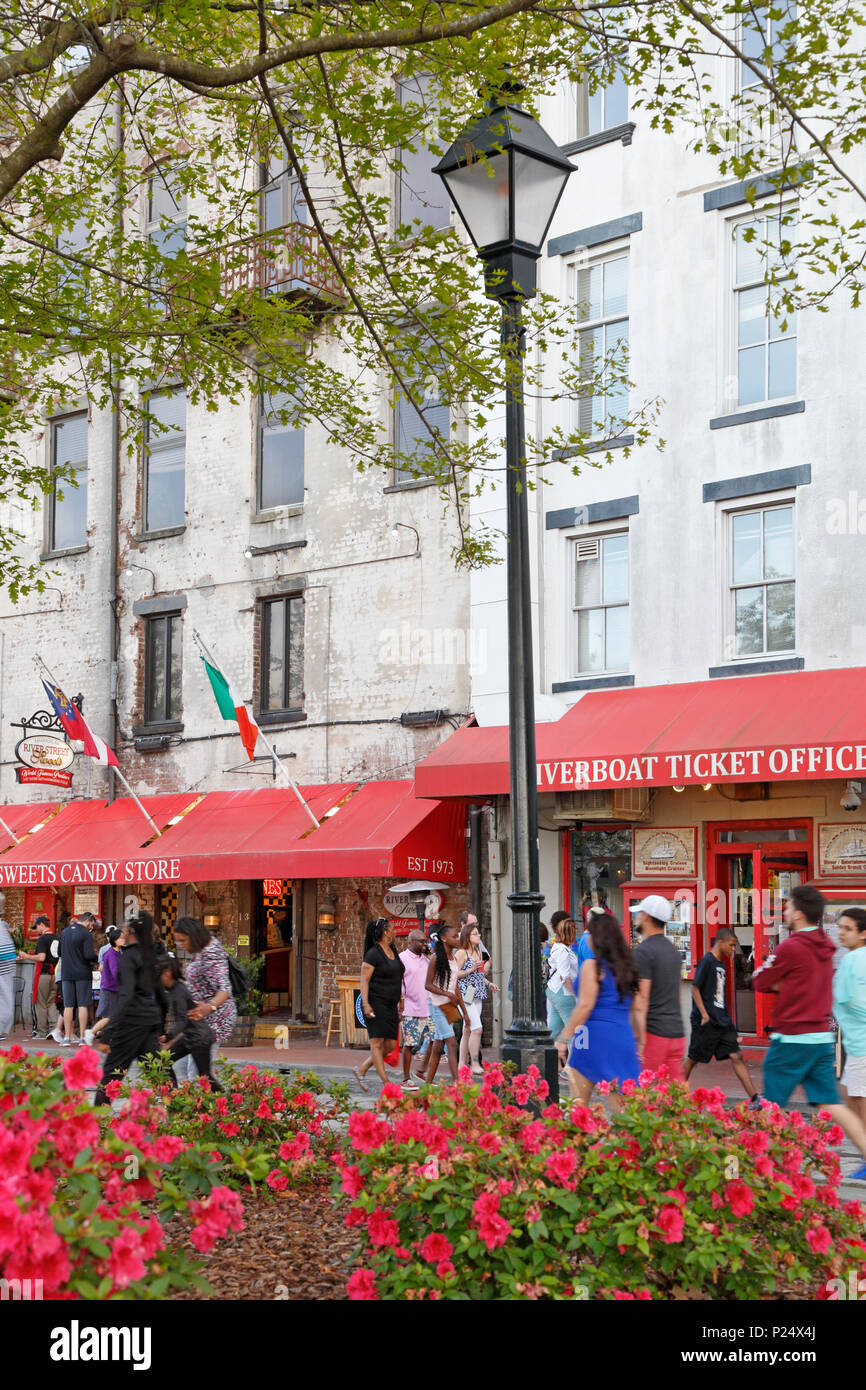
xmin=633 ymin=827 xmax=697 ymax=877
xmin=15 ymin=767 xmax=72 ymax=787
xmin=15 ymin=732 xmax=74 ymax=772
xmin=818 ymin=823 xmax=866 ymax=876
xmin=383 ymin=888 xmax=443 ymax=925
xmin=536 ymin=744 xmax=866 ymax=790
xmin=0 ymin=857 xmax=183 ymax=888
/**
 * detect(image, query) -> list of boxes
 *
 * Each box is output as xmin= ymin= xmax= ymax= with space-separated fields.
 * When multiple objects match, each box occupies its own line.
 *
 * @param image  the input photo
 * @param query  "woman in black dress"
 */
xmin=353 ymin=919 xmax=405 ymax=1092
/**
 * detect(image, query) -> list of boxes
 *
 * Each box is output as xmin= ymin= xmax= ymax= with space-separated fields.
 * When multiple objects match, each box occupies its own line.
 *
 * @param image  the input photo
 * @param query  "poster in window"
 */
xmin=633 ymin=827 xmax=697 ymax=878
xmin=72 ymin=885 xmax=102 ymax=918
xmin=818 ymin=823 xmax=866 ymax=876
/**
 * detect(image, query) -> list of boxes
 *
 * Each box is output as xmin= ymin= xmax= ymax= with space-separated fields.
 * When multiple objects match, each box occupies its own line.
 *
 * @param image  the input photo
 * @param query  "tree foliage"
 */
xmin=0 ymin=1 xmax=864 ymax=596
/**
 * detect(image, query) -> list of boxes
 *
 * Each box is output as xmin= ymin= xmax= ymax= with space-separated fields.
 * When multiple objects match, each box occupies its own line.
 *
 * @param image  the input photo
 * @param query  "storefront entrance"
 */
xmin=706 ymin=820 xmax=811 ymax=1044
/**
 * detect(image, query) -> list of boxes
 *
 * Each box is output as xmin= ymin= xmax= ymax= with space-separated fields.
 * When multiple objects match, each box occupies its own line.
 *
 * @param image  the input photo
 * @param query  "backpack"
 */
xmin=227 ymin=955 xmax=251 ymax=1009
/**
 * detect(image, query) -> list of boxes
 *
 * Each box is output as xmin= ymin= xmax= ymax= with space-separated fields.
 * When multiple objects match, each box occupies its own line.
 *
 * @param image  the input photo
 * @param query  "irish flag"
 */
xmin=200 ymin=652 xmax=259 ymax=762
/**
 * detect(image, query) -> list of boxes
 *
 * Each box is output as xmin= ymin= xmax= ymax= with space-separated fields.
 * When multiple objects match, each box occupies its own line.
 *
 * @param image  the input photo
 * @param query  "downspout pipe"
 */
xmin=108 ymin=82 xmax=123 ymax=802
xmin=469 ymin=804 xmax=482 ymax=919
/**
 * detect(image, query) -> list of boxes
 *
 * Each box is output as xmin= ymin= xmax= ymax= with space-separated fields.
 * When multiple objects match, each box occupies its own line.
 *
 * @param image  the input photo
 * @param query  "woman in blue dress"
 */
xmin=553 ymin=911 xmax=640 ymax=1103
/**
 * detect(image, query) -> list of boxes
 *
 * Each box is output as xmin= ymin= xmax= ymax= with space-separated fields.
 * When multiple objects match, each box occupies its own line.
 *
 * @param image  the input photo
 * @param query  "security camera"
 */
xmin=841 ymin=781 xmax=862 ymax=812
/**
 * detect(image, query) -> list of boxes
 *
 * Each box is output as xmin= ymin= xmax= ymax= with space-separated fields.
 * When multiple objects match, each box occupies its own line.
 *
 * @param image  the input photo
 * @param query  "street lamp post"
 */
xmin=434 ymin=87 xmax=574 ymax=1092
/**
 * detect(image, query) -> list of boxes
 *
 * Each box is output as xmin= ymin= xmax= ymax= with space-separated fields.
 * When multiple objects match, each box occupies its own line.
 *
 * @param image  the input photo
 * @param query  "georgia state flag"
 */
xmin=42 ymin=680 xmax=118 ymax=767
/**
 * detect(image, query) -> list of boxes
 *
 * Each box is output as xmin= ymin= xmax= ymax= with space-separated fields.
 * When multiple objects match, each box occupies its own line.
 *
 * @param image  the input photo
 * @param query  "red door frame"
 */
xmin=705 ymin=818 xmax=812 ymax=1045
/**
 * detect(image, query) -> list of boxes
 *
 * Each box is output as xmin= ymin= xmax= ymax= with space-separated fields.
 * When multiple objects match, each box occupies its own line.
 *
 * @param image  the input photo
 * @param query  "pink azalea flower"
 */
xmin=805 ymin=1223 xmax=833 ymax=1255
xmin=725 ymin=1180 xmax=756 ymax=1217
xmin=421 ymin=1232 xmax=453 ymax=1263
xmin=347 ymin=1268 xmax=378 ymax=1300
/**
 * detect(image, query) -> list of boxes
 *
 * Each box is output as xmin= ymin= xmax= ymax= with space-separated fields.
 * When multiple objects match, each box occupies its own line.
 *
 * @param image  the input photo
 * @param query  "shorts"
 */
xmin=429 ymin=1001 xmax=455 ymax=1042
xmin=463 ymin=998 xmax=483 ymax=1031
xmin=763 ymin=1039 xmax=839 ymax=1108
xmin=401 ymin=1014 xmax=435 ymax=1055
xmin=842 ymin=1053 xmax=866 ymax=1098
xmin=62 ymin=978 xmax=93 ymax=1009
xmin=643 ymin=1032 xmax=686 ymax=1080
xmin=688 ymin=1020 xmax=741 ymax=1064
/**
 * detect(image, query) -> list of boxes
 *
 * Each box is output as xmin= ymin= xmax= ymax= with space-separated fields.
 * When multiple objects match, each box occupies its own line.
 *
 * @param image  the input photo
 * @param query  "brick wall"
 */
xmin=316 ymin=876 xmax=471 ymax=1022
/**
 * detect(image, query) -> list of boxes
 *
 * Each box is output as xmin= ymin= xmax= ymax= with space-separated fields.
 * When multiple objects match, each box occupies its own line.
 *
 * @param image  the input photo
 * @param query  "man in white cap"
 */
xmin=630 ymin=895 xmax=686 ymax=1081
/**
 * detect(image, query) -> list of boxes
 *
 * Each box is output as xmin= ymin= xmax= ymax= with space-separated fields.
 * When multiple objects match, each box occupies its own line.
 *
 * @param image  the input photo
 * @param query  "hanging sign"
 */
xmin=15 ymin=767 xmax=73 ymax=787
xmin=15 ymin=732 xmax=74 ymax=772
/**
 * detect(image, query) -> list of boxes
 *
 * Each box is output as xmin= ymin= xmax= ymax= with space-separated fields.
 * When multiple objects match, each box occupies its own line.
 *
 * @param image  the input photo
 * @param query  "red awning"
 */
xmin=0 ymin=802 xmax=60 ymax=853
xmin=0 ymin=793 xmax=201 ymax=889
xmin=0 ymin=781 xmax=467 ymax=886
xmin=414 ymin=667 xmax=866 ymax=797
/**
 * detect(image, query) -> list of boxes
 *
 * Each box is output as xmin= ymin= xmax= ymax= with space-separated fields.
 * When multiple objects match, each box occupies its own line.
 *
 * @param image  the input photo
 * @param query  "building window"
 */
xmin=144 ymin=613 xmax=182 ymax=725
xmin=728 ymin=504 xmax=795 ymax=658
xmin=572 ymin=532 xmax=629 ymax=674
xmin=733 ymin=212 xmax=796 ymax=407
xmin=740 ymin=3 xmax=797 ymax=92
xmin=393 ymin=349 xmax=449 ymax=480
xmin=56 ymin=212 xmax=89 ymax=297
xmin=147 ymin=164 xmax=187 ymax=305
xmin=258 ymin=389 xmax=304 ymax=510
xmin=570 ymin=253 xmax=629 ymax=436
xmin=144 ymin=388 xmax=186 ymax=532
xmin=396 ymin=75 xmax=450 ymax=232
xmin=260 ymin=595 xmax=304 ymax=714
xmin=50 ymin=413 xmax=88 ymax=551
xmin=564 ymin=67 xmax=628 ymax=142
xmin=260 ymin=157 xmax=307 ymax=231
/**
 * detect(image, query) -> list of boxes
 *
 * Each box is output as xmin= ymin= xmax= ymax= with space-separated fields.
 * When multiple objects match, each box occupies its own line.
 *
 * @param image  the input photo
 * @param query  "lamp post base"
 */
xmin=501 ymin=1031 xmax=561 ymax=1098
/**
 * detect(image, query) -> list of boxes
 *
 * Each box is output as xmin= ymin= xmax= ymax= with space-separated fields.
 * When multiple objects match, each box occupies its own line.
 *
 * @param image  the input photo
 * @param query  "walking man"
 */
xmin=685 ymin=927 xmax=760 ymax=1103
xmin=58 ymin=912 xmax=97 ymax=1045
xmin=630 ymin=895 xmax=686 ymax=1081
xmin=18 ymin=914 xmax=60 ymax=1038
xmin=399 ymin=930 xmax=434 ymax=1091
xmin=753 ymin=883 xmax=866 ymax=1163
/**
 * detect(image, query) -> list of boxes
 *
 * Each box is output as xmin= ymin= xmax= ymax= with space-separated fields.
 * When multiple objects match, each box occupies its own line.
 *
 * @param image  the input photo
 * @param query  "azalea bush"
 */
xmin=334 ymin=1066 xmax=866 ymax=1301
xmin=111 ymin=1060 xmax=352 ymax=1193
xmin=0 ymin=1045 xmax=243 ymax=1299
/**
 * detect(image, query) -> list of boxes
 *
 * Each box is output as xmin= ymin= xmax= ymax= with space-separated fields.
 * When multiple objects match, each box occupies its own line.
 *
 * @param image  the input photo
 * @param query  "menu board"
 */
xmin=819 ymin=824 xmax=866 ymax=876
xmin=633 ymin=827 xmax=697 ymax=877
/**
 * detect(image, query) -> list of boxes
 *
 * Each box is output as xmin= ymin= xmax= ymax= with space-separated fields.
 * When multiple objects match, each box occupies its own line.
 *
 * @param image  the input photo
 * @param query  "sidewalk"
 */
xmin=8 ymin=1024 xmax=866 ymax=1196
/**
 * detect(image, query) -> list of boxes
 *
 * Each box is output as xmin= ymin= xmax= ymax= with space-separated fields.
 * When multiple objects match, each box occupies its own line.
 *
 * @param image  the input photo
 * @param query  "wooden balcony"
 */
xmin=214 ymin=222 xmax=344 ymax=307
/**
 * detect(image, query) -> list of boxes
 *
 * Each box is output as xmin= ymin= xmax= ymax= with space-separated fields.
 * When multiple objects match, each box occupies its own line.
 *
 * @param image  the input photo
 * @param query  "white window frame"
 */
xmin=567 ymin=242 xmax=630 ymax=439
xmin=721 ymin=203 xmax=798 ymax=414
xmin=146 ymin=163 xmax=187 ymax=257
xmin=718 ymin=494 xmax=797 ymax=664
xmin=565 ymin=524 xmax=631 ymax=678
xmin=562 ymin=64 xmax=629 ymax=143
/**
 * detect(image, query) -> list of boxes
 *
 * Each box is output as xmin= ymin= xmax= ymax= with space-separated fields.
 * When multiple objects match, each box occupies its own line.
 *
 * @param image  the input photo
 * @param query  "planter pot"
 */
xmin=229 ymin=1015 xmax=256 ymax=1048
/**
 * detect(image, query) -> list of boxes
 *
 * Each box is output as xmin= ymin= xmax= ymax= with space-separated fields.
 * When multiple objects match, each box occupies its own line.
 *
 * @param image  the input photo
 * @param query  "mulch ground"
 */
xmin=168 ymin=1184 xmax=355 ymax=1300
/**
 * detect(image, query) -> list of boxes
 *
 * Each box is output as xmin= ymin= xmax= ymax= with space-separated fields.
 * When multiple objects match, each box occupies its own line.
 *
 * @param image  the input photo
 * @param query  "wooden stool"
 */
xmin=325 ymin=998 xmax=343 ymax=1047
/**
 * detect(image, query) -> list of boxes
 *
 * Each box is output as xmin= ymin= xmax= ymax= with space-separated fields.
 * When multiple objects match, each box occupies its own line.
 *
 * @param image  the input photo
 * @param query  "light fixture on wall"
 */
xmin=124 ymin=561 xmax=156 ymax=593
xmin=203 ymin=901 xmax=221 ymax=930
xmin=702 ymin=783 xmax=713 ymax=792
xmin=390 ymin=521 xmax=420 ymax=556
xmin=672 ymin=785 xmax=685 ymax=794
xmin=318 ymin=887 xmax=337 ymax=932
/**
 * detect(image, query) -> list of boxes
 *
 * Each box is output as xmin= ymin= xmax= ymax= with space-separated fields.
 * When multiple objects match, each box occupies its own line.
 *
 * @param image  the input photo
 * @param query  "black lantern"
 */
xmin=434 ymin=88 xmax=574 ymax=300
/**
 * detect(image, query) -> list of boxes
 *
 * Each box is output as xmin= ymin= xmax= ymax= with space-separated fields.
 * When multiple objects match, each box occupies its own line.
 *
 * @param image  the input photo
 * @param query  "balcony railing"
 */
xmin=214 ymin=222 xmax=344 ymax=305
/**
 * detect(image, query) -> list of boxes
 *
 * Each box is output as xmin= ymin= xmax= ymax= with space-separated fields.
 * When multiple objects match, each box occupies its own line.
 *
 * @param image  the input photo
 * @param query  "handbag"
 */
xmin=441 ymin=1002 xmax=460 ymax=1024
xmin=462 ymin=983 xmax=477 ymax=1004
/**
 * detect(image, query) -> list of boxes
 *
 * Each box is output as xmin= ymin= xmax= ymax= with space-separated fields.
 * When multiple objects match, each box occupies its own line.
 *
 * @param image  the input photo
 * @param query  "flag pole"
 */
xmin=193 ymin=630 xmax=320 ymax=829
xmin=34 ymin=654 xmax=162 ymax=840
xmin=0 ymin=812 xmax=20 ymax=844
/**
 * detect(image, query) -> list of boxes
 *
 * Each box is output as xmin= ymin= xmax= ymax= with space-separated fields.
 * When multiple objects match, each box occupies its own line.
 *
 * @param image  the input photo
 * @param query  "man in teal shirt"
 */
xmin=834 ymin=907 xmax=866 ymax=1179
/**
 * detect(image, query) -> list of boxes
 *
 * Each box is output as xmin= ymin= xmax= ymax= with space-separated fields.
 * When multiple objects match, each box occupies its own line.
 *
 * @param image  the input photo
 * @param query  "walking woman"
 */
xmin=173 ymin=916 xmax=236 ymax=1079
xmin=546 ymin=914 xmax=579 ymax=1042
xmin=92 ymin=914 xmax=164 ymax=1104
xmin=353 ymin=919 xmax=404 ymax=1092
xmin=423 ymin=923 xmax=470 ymax=1085
xmin=455 ymin=920 xmax=496 ymax=1074
xmin=554 ymin=911 xmax=640 ymax=1103
xmin=96 ymin=926 xmax=121 ymax=1021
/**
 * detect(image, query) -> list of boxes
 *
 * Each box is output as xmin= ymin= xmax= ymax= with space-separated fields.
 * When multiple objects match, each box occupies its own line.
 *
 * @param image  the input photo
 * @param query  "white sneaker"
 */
xmin=60 ymin=1038 xmax=73 ymax=1047
xmin=50 ymin=1028 xmax=64 ymax=1043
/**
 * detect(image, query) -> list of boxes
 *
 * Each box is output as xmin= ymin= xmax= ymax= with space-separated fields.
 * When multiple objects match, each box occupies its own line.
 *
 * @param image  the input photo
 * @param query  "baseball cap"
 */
xmin=629 ymin=895 xmax=673 ymax=924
